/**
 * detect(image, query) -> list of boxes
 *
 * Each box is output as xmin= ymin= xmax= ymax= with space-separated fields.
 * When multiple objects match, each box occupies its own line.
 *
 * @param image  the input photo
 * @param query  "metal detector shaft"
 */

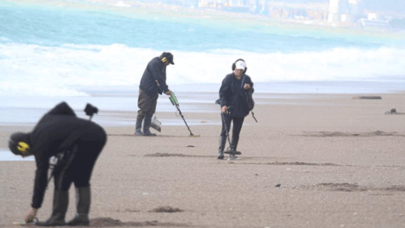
xmin=46 ymin=153 xmax=63 ymax=186
xmin=175 ymin=105 xmax=195 ymax=136
xmin=169 ymin=93 xmax=195 ymax=136
xmin=221 ymin=112 xmax=232 ymax=146
xmin=220 ymin=111 xmax=241 ymax=155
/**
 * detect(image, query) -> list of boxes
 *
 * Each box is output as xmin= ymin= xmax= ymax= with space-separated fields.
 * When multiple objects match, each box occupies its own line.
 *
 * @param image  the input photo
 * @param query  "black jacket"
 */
xmin=28 ymin=102 xmax=106 ymax=209
xmin=139 ymin=57 xmax=169 ymax=95
xmin=219 ymin=73 xmax=254 ymax=118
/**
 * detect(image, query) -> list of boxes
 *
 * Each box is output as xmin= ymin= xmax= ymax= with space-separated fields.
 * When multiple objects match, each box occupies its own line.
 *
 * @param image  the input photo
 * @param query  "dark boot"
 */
xmin=230 ymin=137 xmax=240 ymax=159
xmin=35 ymin=191 xmax=68 ymax=226
xmin=231 ymin=137 xmax=239 ymax=151
xmin=218 ymin=136 xmax=227 ymax=159
xmin=67 ymin=187 xmax=91 ymax=226
xmin=143 ymin=114 xmax=156 ymax=136
xmin=134 ymin=113 xmax=144 ymax=136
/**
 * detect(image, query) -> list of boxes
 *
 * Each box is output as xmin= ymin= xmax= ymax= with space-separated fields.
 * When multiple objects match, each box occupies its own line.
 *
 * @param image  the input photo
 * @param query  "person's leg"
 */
xmin=36 ymin=146 xmax=78 ymax=226
xmin=218 ymin=114 xmax=231 ymax=159
xmin=143 ymin=114 xmax=156 ymax=136
xmin=67 ymin=129 xmax=106 ymax=226
xmin=143 ymin=94 xmax=158 ymax=136
xmin=231 ymin=117 xmax=245 ymax=151
xmin=229 ymin=117 xmax=244 ymax=159
xmin=135 ymin=90 xmax=146 ymax=135
xmin=35 ymin=190 xmax=69 ymax=226
xmin=135 ymin=111 xmax=145 ymax=136
xmin=67 ymin=141 xmax=104 ymax=226
xmin=67 ymin=187 xmax=91 ymax=226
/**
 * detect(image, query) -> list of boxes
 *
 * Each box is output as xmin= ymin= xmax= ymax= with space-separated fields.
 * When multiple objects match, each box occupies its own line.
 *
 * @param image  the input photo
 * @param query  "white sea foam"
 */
xmin=113 ymin=1 xmax=131 ymax=8
xmin=0 ymin=43 xmax=404 ymax=96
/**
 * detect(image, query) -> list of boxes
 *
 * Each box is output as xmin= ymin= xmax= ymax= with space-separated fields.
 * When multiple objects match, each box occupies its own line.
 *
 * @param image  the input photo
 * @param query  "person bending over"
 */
xmin=8 ymin=102 xmax=107 ymax=226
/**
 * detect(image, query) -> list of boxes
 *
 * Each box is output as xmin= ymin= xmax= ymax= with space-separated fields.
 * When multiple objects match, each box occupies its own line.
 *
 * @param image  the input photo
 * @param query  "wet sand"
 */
xmin=1 ymin=93 xmax=405 ymax=228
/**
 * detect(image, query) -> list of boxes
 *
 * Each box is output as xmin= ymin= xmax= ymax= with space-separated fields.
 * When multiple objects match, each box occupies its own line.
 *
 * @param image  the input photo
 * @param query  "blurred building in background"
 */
xmin=328 ymin=0 xmax=364 ymax=23
xmin=198 ymin=0 xmax=329 ymax=20
xmin=326 ymin=0 xmax=396 ymax=29
xmin=198 ymin=0 xmax=254 ymax=12
xmin=266 ymin=1 xmax=328 ymax=21
xmin=138 ymin=0 xmax=405 ymax=30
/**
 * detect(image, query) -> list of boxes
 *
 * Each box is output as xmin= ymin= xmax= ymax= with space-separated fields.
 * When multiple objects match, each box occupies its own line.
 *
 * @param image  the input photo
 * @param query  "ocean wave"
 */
xmin=0 ymin=43 xmax=404 ymax=96
xmin=4 ymin=0 xmax=404 ymax=54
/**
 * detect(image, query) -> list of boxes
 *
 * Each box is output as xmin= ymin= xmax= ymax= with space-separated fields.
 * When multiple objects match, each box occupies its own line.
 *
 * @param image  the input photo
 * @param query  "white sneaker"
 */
xmin=230 ymin=154 xmax=239 ymax=160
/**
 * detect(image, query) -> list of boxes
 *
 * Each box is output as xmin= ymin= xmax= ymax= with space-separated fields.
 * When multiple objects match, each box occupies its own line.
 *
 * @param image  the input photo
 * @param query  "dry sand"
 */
xmin=1 ymin=93 xmax=405 ymax=228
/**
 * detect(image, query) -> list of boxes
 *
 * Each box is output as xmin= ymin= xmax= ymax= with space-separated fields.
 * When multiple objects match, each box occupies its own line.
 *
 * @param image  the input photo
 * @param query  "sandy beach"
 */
xmin=1 ymin=92 xmax=405 ymax=228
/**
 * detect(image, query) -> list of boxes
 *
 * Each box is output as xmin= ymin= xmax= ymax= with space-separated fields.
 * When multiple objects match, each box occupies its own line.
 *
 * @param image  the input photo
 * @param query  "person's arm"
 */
xmin=150 ymin=62 xmax=169 ymax=94
xmin=244 ymin=76 xmax=254 ymax=92
xmin=31 ymin=151 xmax=50 ymax=209
xmin=24 ymin=151 xmax=48 ymax=222
xmin=24 ymin=208 xmax=38 ymax=223
xmin=46 ymin=102 xmax=76 ymax=116
xmin=219 ymin=76 xmax=231 ymax=113
xmin=250 ymin=77 xmax=254 ymax=93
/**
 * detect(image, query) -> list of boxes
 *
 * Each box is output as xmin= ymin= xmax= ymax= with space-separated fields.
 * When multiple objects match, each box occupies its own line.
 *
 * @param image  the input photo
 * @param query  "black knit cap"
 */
xmin=9 ymin=132 xmax=30 ymax=156
xmin=161 ymin=52 xmax=174 ymax=65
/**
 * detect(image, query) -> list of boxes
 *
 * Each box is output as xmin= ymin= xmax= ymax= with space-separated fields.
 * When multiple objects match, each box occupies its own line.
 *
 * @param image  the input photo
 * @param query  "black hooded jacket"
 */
xmin=28 ymin=102 xmax=106 ymax=209
xmin=139 ymin=57 xmax=169 ymax=95
xmin=219 ymin=73 xmax=254 ymax=118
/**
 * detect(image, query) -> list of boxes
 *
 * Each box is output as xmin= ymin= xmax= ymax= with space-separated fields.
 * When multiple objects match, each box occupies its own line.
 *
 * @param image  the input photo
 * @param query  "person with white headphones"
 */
xmin=217 ymin=59 xmax=254 ymax=160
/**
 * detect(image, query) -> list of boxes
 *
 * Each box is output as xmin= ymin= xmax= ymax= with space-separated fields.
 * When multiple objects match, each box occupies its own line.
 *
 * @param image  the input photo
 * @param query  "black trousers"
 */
xmin=137 ymin=89 xmax=158 ymax=116
xmin=220 ymin=114 xmax=245 ymax=149
xmin=54 ymin=127 xmax=107 ymax=191
xmin=136 ymin=89 xmax=159 ymax=131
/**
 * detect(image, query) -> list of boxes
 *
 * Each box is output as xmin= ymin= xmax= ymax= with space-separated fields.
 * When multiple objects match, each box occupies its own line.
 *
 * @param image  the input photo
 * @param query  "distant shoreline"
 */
xmin=11 ymin=0 xmax=405 ymax=38
xmin=81 ymin=0 xmax=405 ymax=37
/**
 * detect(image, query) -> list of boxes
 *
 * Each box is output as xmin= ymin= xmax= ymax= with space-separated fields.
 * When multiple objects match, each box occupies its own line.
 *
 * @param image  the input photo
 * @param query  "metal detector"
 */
xmin=169 ymin=93 xmax=199 ymax=137
xmin=221 ymin=108 xmax=242 ymax=156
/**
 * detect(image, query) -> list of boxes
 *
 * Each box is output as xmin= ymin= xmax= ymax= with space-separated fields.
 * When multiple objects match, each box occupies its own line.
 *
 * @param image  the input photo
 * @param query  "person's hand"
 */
xmin=243 ymin=83 xmax=251 ymax=90
xmin=165 ymin=90 xmax=172 ymax=96
xmin=24 ymin=208 xmax=38 ymax=223
xmin=221 ymin=106 xmax=227 ymax=113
